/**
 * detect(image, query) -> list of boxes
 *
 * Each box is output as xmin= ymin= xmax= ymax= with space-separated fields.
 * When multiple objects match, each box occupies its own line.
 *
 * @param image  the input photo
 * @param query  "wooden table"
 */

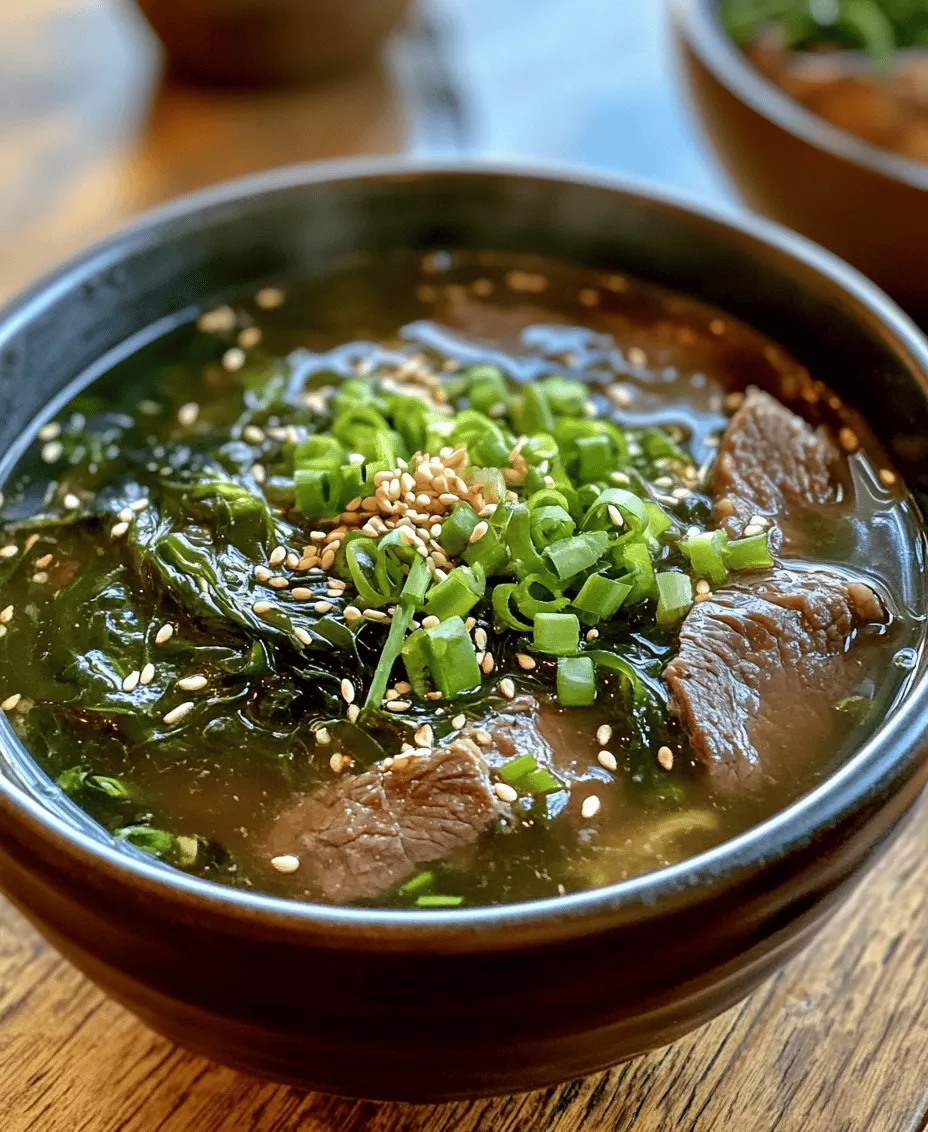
xmin=0 ymin=3 xmax=925 ymax=1129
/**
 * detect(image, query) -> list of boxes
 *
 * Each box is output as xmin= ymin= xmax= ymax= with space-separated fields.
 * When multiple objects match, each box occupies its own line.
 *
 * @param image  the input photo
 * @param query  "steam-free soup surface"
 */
xmin=0 ymin=251 xmax=921 ymax=908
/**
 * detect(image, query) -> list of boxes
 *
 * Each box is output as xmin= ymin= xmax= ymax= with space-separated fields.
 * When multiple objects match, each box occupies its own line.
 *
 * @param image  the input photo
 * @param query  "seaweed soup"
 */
xmin=0 ymin=250 xmax=922 ymax=909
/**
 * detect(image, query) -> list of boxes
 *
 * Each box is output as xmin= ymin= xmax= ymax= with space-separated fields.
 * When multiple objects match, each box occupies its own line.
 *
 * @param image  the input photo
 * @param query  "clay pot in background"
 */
xmin=134 ymin=0 xmax=411 ymax=87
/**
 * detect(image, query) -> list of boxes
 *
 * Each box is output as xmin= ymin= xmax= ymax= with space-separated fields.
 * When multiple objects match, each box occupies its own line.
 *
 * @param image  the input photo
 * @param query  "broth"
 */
xmin=0 ymin=250 xmax=922 ymax=908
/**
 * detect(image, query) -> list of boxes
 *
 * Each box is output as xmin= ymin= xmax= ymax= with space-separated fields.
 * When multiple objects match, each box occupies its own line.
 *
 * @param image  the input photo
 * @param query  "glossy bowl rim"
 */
xmin=0 ymin=156 xmax=926 ymax=943
xmin=672 ymin=0 xmax=928 ymax=193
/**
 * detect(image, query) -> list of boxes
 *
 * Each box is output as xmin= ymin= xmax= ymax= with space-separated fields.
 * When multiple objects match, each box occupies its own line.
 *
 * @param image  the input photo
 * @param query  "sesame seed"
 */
xmin=515 ymin=653 xmax=536 ymax=671
xmin=452 ymin=713 xmax=467 ymax=729
xmin=294 ymin=627 xmax=312 ymax=645
xmin=879 ymin=468 xmax=897 ymax=487
xmin=222 ymin=347 xmax=246 ymax=372
xmin=340 ymin=678 xmax=356 ymax=704
xmin=695 ymin=579 xmax=711 ymax=596
xmin=320 ymin=549 xmax=337 ymax=570
xmin=287 ymin=553 xmax=301 ymax=570
xmin=243 ymin=425 xmax=265 ymax=445
xmin=238 ymin=326 xmax=262 ymax=350
xmin=494 ymin=782 xmax=518 ymax=803
xmin=155 ymin=623 xmax=174 ymax=645
xmin=581 ymin=795 xmax=601 ymax=819
xmin=256 ymin=287 xmax=285 ymax=310
xmin=110 ymin=521 xmax=129 ymax=539
xmin=414 ymin=724 xmax=434 ymax=748
xmin=197 ymin=305 xmax=237 ymax=333
xmin=252 ymin=463 xmax=266 ymax=485
xmin=0 ymin=606 xmax=14 ymax=624
xmin=838 ymin=427 xmax=858 ymax=453
xmin=140 ymin=663 xmax=156 ymax=685
xmin=177 ymin=402 xmax=200 ymax=427
xmin=41 ymin=440 xmax=63 ymax=463
xmin=314 ymin=600 xmax=334 ymax=615
xmin=1 ymin=693 xmax=21 ymax=712
xmin=31 ymin=571 xmax=48 ymax=585
xmin=177 ymin=675 xmax=208 ymax=692
xmin=346 ymin=704 xmax=360 ymax=724
xmin=0 ymin=545 xmax=17 ymax=559
xmin=598 ymin=750 xmax=618 ymax=772
xmin=291 ymin=588 xmax=313 ymax=601
xmin=34 ymin=553 xmax=53 ymax=569
xmin=268 ymin=577 xmax=289 ymax=590
xmin=469 ymin=521 xmax=489 ymax=544
xmin=343 ymin=606 xmax=362 ymax=624
xmin=315 ymin=727 xmax=331 ymax=745
xmin=586 ymin=629 xmax=599 ymax=642
xmin=163 ymin=701 xmax=194 ymax=726
xmin=118 ymin=508 xmax=134 ymax=524
xmin=748 ymin=515 xmax=769 ymax=527
xmin=743 ymin=524 xmax=764 ymax=538
xmin=38 ymin=422 xmax=61 ymax=442
xmin=425 ymin=690 xmax=443 ymax=701
xmin=607 ymin=505 xmax=624 ymax=528
xmin=473 ymin=729 xmax=492 ymax=746
xmin=363 ymin=608 xmax=389 ymax=621
xmin=419 ymin=615 xmax=439 ymax=630
xmin=386 ymin=700 xmax=411 ymax=713
xmin=269 ymin=546 xmax=286 ymax=567
xmin=499 ymin=677 xmax=516 ymax=700
xmin=480 ymin=652 xmax=495 ymax=675
xmin=270 ymin=854 xmax=300 ymax=874
xmin=122 ymin=670 xmax=141 ymax=692
xmin=252 ymin=601 xmax=274 ymax=614
xmin=658 ymin=746 xmax=675 ymax=771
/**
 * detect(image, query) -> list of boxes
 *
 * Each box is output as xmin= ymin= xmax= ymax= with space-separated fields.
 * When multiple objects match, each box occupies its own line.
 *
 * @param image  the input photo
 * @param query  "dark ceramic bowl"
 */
xmin=0 ymin=162 xmax=927 ymax=1101
xmin=673 ymin=0 xmax=928 ymax=320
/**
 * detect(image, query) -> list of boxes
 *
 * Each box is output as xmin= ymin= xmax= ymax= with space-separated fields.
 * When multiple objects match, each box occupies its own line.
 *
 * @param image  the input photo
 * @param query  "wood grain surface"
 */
xmin=0 ymin=3 xmax=924 ymax=1129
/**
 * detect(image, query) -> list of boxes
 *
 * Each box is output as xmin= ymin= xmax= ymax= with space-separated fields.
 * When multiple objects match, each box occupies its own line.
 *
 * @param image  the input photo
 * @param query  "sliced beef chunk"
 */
xmin=714 ymin=387 xmax=842 ymax=549
xmin=664 ymin=569 xmax=884 ymax=790
xmin=266 ymin=739 xmax=503 ymax=903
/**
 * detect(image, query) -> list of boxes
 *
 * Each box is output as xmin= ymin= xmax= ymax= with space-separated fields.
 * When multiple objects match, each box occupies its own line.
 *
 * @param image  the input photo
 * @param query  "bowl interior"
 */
xmin=1 ymin=162 xmax=928 ymax=920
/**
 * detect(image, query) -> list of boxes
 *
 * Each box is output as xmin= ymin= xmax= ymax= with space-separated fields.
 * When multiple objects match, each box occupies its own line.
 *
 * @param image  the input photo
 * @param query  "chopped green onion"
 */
xmin=492 ymin=583 xmax=534 ymax=631
xmin=557 ymin=656 xmax=597 ymax=706
xmin=681 ymin=529 xmax=729 ymax=584
xmin=520 ymin=767 xmax=563 ymax=794
xmin=572 ymin=572 xmax=632 ymax=625
xmin=497 ymin=754 xmax=564 ymax=794
xmin=401 ymin=870 xmax=436 ymax=895
xmin=497 ymin=754 xmax=538 ymax=785
xmin=583 ymin=487 xmax=648 ymax=535
xmin=511 ymin=384 xmax=555 ymax=435
xmin=463 ymin=522 xmax=509 ymax=576
xmin=543 ymin=530 xmax=609 ymax=580
xmin=402 ymin=615 xmax=482 ymax=698
xmin=725 ymin=532 xmax=774 ymax=571
xmin=438 ymin=502 xmax=480 ymax=557
xmin=617 ymin=541 xmax=657 ymax=602
xmin=534 ymin=612 xmax=580 ymax=655
xmin=423 ymin=565 xmax=485 ymax=621
xmin=363 ymin=556 xmax=430 ymax=713
xmin=415 ymin=894 xmax=464 ymax=907
xmin=656 ymin=571 xmax=694 ymax=626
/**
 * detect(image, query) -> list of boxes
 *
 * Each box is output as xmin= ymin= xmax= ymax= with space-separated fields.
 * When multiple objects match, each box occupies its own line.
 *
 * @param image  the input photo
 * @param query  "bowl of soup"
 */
xmin=672 ymin=0 xmax=928 ymax=319
xmin=0 ymin=162 xmax=925 ymax=1100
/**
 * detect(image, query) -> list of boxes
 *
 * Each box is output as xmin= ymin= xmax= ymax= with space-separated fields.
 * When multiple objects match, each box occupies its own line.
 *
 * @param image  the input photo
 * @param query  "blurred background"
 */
xmin=0 ymin=0 xmax=733 ymax=304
